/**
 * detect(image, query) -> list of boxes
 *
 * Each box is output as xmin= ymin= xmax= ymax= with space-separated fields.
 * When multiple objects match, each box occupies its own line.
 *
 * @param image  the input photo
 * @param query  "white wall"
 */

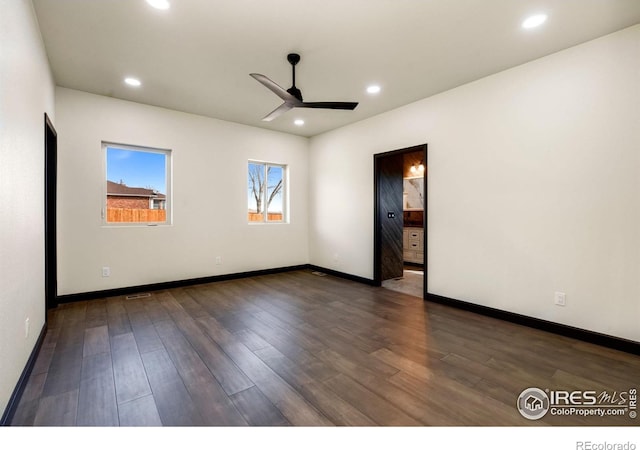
xmin=0 ymin=0 xmax=55 ymax=415
xmin=55 ymin=88 xmax=309 ymax=295
xmin=309 ymin=25 xmax=640 ymax=342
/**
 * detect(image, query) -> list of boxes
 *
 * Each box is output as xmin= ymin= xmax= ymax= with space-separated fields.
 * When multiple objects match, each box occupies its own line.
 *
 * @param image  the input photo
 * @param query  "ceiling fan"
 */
xmin=250 ymin=53 xmax=358 ymax=122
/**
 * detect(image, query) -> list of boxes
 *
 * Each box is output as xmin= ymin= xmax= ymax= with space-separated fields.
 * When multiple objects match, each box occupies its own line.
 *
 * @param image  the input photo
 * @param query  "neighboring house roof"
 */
xmin=107 ymin=180 xmax=165 ymax=198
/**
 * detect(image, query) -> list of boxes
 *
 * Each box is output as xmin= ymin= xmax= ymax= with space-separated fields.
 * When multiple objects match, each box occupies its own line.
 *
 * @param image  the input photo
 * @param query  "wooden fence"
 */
xmin=248 ymin=212 xmax=283 ymax=222
xmin=107 ymin=209 xmax=282 ymax=223
xmin=107 ymin=208 xmax=166 ymax=223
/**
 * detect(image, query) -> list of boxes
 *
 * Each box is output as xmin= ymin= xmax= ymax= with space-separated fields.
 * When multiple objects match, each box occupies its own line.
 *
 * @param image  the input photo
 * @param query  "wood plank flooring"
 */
xmin=11 ymin=270 xmax=640 ymax=426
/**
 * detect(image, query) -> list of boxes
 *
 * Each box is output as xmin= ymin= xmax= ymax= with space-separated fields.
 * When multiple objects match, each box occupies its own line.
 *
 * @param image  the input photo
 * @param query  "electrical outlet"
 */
xmin=215 ymin=256 xmax=222 ymax=265
xmin=554 ymin=292 xmax=566 ymax=306
xmin=25 ymin=317 xmax=30 ymax=339
xmin=102 ymin=266 xmax=111 ymax=277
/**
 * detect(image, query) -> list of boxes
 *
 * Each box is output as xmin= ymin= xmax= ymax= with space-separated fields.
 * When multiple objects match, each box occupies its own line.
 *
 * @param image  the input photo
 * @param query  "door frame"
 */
xmin=373 ymin=144 xmax=427 ymax=298
xmin=45 ymin=113 xmax=58 ymax=310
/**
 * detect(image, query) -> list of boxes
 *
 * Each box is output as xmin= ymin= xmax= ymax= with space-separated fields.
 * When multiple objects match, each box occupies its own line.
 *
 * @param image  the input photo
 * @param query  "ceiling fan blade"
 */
xmin=261 ymin=102 xmax=293 ymax=122
xmin=250 ymin=73 xmax=299 ymax=104
xmin=301 ymin=101 xmax=358 ymax=110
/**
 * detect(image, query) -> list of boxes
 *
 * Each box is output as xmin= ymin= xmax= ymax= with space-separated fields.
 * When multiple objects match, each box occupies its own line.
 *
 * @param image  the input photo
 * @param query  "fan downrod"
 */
xmin=286 ymin=53 xmax=303 ymax=101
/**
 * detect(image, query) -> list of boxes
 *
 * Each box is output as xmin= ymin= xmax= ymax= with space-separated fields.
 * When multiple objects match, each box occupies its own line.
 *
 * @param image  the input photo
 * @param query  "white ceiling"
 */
xmin=32 ymin=0 xmax=640 ymax=138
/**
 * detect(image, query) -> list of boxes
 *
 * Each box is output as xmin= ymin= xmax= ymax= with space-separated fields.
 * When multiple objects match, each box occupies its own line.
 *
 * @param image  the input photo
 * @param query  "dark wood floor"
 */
xmin=11 ymin=270 xmax=639 ymax=426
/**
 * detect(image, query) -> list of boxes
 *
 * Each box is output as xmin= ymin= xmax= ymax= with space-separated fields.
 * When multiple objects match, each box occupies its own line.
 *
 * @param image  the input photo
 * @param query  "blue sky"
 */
xmin=107 ymin=147 xmax=167 ymax=194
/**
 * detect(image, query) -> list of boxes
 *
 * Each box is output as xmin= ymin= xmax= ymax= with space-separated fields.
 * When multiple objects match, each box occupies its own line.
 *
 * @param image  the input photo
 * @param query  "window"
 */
xmin=103 ymin=142 xmax=171 ymax=225
xmin=247 ymin=161 xmax=287 ymax=223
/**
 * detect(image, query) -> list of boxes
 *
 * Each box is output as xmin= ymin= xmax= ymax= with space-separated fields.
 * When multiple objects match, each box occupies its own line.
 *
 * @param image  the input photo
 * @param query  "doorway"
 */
xmin=45 ymin=113 xmax=57 ymax=310
xmin=374 ymin=144 xmax=427 ymax=299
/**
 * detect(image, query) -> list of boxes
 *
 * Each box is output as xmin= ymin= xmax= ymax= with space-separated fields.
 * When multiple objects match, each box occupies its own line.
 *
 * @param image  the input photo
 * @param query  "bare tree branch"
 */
xmin=266 ymin=178 xmax=282 ymax=209
xmin=248 ymin=164 xmax=265 ymax=213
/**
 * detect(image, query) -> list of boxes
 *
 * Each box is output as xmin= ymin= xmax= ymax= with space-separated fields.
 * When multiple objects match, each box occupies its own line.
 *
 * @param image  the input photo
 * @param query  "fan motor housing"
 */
xmin=287 ymin=53 xmax=301 ymax=66
xmin=287 ymin=86 xmax=303 ymax=102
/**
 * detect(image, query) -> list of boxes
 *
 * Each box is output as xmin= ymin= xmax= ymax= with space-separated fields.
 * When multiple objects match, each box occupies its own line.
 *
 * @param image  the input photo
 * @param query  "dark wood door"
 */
xmin=376 ymin=152 xmax=404 ymax=281
xmin=45 ymin=113 xmax=57 ymax=310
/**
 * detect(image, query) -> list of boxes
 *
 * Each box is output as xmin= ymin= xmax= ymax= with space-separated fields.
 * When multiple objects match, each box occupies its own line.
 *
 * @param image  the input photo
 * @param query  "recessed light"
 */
xmin=146 ymin=0 xmax=170 ymax=10
xmin=366 ymin=85 xmax=381 ymax=94
xmin=294 ymin=119 xmax=305 ymax=126
xmin=522 ymin=14 xmax=547 ymax=29
xmin=124 ymin=77 xmax=141 ymax=87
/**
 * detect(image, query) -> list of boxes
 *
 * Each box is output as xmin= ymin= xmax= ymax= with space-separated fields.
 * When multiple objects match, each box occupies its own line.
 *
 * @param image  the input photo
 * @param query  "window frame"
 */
xmin=102 ymin=141 xmax=172 ymax=227
xmin=247 ymin=160 xmax=288 ymax=224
